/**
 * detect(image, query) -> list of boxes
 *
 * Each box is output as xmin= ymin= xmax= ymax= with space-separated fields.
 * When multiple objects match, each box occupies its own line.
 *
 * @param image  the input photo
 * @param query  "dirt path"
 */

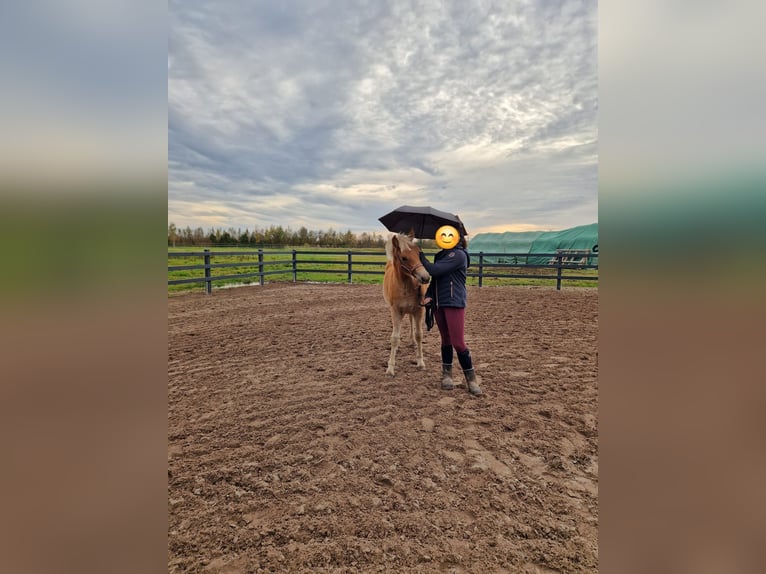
xmin=168 ymin=283 xmax=598 ymax=573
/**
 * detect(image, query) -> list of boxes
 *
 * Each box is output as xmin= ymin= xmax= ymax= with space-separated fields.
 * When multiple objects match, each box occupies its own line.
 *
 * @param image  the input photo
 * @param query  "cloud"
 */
xmin=169 ymin=0 xmax=597 ymax=235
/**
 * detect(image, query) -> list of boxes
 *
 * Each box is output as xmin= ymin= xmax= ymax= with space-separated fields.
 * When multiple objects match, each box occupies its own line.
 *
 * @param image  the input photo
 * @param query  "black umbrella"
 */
xmin=378 ymin=205 xmax=467 ymax=239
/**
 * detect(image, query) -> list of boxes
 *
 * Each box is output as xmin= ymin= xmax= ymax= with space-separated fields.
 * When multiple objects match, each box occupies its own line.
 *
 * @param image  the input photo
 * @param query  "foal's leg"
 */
xmin=386 ymin=309 xmax=403 ymax=376
xmin=413 ymin=310 xmax=426 ymax=369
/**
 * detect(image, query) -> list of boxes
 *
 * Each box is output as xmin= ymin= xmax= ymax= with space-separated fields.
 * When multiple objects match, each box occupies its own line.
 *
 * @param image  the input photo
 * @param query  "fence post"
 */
xmin=347 ymin=250 xmax=353 ymax=284
xmin=556 ymin=253 xmax=563 ymax=290
xmin=203 ymin=249 xmax=212 ymax=294
xmin=478 ymin=252 xmax=484 ymax=288
xmin=292 ymin=250 xmax=297 ymax=282
xmin=258 ymin=249 xmax=264 ymax=286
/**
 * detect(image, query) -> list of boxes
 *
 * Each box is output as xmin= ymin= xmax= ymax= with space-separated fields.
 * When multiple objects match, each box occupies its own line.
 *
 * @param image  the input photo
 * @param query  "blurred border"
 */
xmin=0 ymin=2 xmax=167 ymax=573
xmin=600 ymin=1 xmax=766 ymax=572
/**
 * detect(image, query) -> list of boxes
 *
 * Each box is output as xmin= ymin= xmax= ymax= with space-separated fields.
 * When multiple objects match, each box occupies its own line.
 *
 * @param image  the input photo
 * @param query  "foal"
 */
xmin=383 ymin=232 xmax=431 ymax=376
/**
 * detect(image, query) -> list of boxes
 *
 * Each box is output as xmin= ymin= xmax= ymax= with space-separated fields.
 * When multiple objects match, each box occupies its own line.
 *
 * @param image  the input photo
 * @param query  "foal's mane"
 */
xmin=385 ymin=232 xmax=417 ymax=261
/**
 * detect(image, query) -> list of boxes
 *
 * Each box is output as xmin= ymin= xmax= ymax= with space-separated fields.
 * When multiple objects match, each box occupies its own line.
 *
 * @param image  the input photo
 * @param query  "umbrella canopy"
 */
xmin=378 ymin=205 xmax=467 ymax=239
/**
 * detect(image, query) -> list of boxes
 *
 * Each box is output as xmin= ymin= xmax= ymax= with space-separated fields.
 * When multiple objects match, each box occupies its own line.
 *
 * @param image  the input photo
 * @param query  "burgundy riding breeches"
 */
xmin=434 ymin=306 xmax=467 ymax=353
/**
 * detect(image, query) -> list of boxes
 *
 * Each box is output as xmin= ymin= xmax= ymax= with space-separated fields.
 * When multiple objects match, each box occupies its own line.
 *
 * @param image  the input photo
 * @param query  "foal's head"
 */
xmin=387 ymin=232 xmax=430 ymax=284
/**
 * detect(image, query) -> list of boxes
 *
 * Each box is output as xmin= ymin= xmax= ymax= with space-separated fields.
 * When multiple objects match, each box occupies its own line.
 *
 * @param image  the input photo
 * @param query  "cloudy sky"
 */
xmin=169 ymin=0 xmax=597 ymax=236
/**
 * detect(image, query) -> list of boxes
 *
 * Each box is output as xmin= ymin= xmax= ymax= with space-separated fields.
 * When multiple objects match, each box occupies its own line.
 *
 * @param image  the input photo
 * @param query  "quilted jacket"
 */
xmin=419 ymin=247 xmax=470 ymax=308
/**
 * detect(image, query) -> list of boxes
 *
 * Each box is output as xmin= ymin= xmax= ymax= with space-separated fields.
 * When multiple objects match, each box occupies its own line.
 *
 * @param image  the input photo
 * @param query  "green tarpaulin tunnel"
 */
xmin=468 ymin=223 xmax=598 ymax=265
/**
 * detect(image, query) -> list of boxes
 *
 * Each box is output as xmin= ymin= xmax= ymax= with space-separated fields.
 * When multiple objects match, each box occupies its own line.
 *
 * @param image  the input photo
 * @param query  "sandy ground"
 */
xmin=168 ymin=283 xmax=598 ymax=573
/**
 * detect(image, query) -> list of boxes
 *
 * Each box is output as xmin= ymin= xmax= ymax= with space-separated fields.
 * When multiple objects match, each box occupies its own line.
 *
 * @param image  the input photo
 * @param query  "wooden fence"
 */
xmin=168 ymin=248 xmax=598 ymax=294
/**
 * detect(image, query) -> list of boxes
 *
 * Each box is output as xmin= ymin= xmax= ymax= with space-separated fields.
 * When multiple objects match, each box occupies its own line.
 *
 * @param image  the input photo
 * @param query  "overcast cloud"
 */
xmin=169 ymin=0 xmax=597 ymax=235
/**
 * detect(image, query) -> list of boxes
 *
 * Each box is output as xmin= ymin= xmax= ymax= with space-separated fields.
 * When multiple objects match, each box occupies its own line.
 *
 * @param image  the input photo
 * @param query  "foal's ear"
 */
xmin=391 ymin=235 xmax=400 ymax=251
xmin=407 ymin=227 xmax=415 ymax=239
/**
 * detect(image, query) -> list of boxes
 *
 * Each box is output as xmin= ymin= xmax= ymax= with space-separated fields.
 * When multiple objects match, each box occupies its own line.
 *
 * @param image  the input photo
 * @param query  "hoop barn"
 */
xmin=168 ymin=283 xmax=598 ymax=573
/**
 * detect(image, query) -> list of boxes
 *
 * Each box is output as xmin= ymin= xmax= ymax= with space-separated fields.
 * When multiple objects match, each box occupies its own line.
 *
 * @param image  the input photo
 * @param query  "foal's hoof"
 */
xmin=386 ymin=368 xmax=395 ymax=377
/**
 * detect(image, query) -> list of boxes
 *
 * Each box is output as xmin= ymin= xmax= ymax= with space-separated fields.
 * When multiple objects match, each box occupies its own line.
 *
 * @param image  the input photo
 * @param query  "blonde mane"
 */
xmin=385 ymin=232 xmax=416 ymax=261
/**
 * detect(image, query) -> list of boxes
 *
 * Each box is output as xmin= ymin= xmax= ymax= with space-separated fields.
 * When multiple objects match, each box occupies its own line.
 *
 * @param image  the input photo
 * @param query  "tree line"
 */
xmin=167 ymin=223 xmax=427 ymax=249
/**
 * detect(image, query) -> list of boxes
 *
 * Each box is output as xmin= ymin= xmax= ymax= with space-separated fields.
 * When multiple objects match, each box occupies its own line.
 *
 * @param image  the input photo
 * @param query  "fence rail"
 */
xmin=168 ymin=248 xmax=598 ymax=294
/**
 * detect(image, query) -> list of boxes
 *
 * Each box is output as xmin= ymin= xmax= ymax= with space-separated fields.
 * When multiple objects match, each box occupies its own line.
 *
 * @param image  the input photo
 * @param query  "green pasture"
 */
xmin=167 ymin=247 xmax=598 ymax=294
xmin=167 ymin=247 xmax=384 ymax=293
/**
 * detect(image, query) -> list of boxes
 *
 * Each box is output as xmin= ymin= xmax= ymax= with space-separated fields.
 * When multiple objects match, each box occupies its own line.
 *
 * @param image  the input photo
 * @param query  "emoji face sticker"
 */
xmin=435 ymin=225 xmax=460 ymax=249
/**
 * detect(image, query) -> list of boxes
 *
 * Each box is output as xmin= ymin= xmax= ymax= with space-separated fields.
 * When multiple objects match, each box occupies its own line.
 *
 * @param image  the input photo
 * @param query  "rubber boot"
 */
xmin=441 ymin=346 xmax=454 ymax=390
xmin=441 ymin=364 xmax=454 ymax=390
xmin=463 ymin=368 xmax=482 ymax=396
xmin=457 ymin=349 xmax=482 ymax=396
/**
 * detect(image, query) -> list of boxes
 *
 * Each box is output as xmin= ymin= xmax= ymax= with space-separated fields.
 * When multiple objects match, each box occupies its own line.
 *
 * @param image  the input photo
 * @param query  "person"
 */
xmin=419 ymin=284 xmax=431 ymax=307
xmin=418 ymin=230 xmax=482 ymax=396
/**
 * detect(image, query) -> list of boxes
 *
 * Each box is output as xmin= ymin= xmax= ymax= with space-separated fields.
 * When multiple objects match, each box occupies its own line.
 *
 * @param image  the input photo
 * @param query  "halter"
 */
xmin=398 ymin=258 xmax=426 ymax=279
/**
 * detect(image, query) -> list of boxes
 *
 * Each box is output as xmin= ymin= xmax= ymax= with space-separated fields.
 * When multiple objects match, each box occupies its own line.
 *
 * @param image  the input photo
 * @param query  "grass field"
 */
xmin=167 ymin=246 xmax=598 ymax=294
